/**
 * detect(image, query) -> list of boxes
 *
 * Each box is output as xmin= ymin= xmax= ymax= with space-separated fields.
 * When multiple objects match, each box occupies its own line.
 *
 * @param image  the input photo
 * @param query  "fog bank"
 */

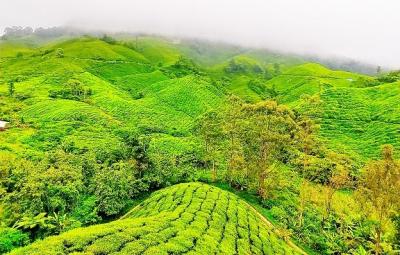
xmin=1 ymin=0 xmax=399 ymax=68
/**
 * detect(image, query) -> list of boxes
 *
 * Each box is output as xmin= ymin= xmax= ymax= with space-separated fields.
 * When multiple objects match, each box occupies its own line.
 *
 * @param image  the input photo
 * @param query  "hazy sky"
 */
xmin=1 ymin=0 xmax=399 ymax=68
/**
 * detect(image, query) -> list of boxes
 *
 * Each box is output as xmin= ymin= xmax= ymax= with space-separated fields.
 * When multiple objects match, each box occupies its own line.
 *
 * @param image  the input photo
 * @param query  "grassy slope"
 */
xmin=0 ymin=42 xmax=35 ymax=58
xmin=318 ymin=82 xmax=400 ymax=159
xmin=1 ymin=35 xmax=399 ymax=160
xmin=265 ymin=63 xmax=370 ymax=104
xmin=270 ymin=63 xmax=400 ymax=158
xmin=208 ymin=55 xmax=270 ymax=102
xmin=1 ymin=35 xmax=399 ymax=159
xmin=218 ymin=61 xmax=400 ymax=159
xmin=0 ymin=37 xmax=223 ymax=156
xmin=9 ymin=182 xmax=303 ymax=255
xmin=207 ymin=53 xmax=305 ymax=103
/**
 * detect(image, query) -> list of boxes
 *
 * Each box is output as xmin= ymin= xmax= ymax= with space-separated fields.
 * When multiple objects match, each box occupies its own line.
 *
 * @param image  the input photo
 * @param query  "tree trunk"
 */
xmin=258 ymin=171 xmax=266 ymax=198
xmin=375 ymin=223 xmax=382 ymax=255
xmin=212 ymin=160 xmax=216 ymax=182
xmin=298 ymin=210 xmax=304 ymax=228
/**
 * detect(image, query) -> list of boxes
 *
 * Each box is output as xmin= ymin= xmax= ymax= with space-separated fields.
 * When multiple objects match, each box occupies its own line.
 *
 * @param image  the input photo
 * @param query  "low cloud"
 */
xmin=1 ymin=0 xmax=399 ymax=68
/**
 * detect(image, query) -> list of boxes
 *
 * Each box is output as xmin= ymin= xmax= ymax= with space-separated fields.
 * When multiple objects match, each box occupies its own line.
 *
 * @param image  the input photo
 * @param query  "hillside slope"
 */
xmin=265 ymin=63 xmax=400 ymax=158
xmin=317 ymin=81 xmax=400 ymax=159
xmin=9 ymin=183 xmax=304 ymax=255
xmin=1 ymin=36 xmax=399 ymax=161
xmin=0 ymin=37 xmax=223 ymax=157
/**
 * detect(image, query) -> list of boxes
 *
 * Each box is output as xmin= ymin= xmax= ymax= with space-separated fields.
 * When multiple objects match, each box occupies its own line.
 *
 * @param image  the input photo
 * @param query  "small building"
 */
xmin=0 ymin=120 xmax=9 ymax=131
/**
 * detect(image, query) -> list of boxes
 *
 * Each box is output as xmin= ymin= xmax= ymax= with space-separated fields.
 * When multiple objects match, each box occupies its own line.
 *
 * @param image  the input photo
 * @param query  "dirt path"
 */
xmin=245 ymin=203 xmax=308 ymax=255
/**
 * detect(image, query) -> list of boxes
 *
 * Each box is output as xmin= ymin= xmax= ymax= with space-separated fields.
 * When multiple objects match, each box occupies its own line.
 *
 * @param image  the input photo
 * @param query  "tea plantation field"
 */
xmin=8 ymin=183 xmax=303 ymax=255
xmin=1 ymin=36 xmax=399 ymax=161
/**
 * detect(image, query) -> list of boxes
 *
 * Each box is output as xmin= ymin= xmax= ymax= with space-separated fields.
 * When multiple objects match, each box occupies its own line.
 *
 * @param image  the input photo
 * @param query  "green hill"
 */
xmin=129 ymin=36 xmax=182 ymax=65
xmin=318 ymin=81 xmax=400 ymax=159
xmin=0 ymin=37 xmax=224 ymax=156
xmin=262 ymin=63 xmax=400 ymax=159
xmin=8 ymin=183 xmax=303 ymax=255
xmin=217 ymin=62 xmax=400 ymax=159
xmin=0 ymin=35 xmax=398 ymax=161
xmin=264 ymin=63 xmax=370 ymax=104
xmin=1 ymin=34 xmax=399 ymax=171
xmin=0 ymin=41 xmax=35 ymax=58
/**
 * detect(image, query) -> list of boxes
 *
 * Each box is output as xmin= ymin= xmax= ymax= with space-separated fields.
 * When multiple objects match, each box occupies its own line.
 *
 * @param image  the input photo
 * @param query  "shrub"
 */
xmin=55 ymin=48 xmax=64 ymax=58
xmin=49 ymin=79 xmax=92 ymax=101
xmin=0 ymin=228 xmax=30 ymax=254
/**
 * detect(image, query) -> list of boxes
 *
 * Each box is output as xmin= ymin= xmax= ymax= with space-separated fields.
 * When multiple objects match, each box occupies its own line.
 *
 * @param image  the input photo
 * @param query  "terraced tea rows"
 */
xmin=9 ymin=183 xmax=303 ymax=255
xmin=318 ymin=83 xmax=400 ymax=158
xmin=2 ymin=36 xmax=398 ymax=161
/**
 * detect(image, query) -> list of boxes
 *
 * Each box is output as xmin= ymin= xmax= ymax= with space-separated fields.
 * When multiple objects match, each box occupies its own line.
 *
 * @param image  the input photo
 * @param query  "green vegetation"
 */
xmin=0 ymin=228 xmax=29 ymax=254
xmin=1 ymin=32 xmax=399 ymax=254
xmin=8 ymin=183 xmax=303 ymax=255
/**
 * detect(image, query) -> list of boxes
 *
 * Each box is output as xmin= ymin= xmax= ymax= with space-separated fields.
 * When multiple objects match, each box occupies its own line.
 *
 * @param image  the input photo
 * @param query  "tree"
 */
xmin=49 ymin=79 xmax=92 ymax=101
xmin=322 ymin=152 xmax=350 ymax=224
xmin=197 ymin=111 xmax=224 ymax=182
xmin=241 ymin=101 xmax=297 ymax=197
xmin=66 ymin=79 xmax=87 ymax=99
xmin=91 ymin=162 xmax=146 ymax=216
xmin=14 ymin=213 xmax=54 ymax=239
xmin=393 ymin=214 xmax=400 ymax=249
xmin=264 ymin=68 xmax=273 ymax=80
xmin=200 ymin=98 xmax=305 ymax=196
xmin=101 ymin=34 xmax=116 ymax=45
xmin=1 ymin=151 xmax=84 ymax=225
xmin=222 ymin=95 xmax=245 ymax=186
xmin=298 ymin=117 xmax=320 ymax=172
xmin=377 ymin=66 xmax=382 ymax=75
xmin=298 ymin=180 xmax=313 ymax=227
xmin=252 ymin=64 xmax=263 ymax=74
xmin=225 ymin=59 xmax=245 ymax=73
xmin=47 ymin=212 xmax=78 ymax=234
xmin=164 ymin=56 xmax=201 ymax=77
xmin=92 ymin=167 xmax=132 ymax=216
xmin=299 ymin=93 xmax=323 ymax=118
xmin=55 ymin=48 xmax=64 ymax=58
xmin=8 ymin=80 xmax=15 ymax=97
xmin=357 ymin=145 xmax=400 ymax=254
xmin=273 ymin=63 xmax=281 ymax=75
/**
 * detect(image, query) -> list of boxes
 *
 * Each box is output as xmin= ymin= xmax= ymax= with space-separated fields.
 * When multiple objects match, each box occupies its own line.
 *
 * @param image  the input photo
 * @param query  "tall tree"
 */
xmin=273 ymin=63 xmax=281 ymax=75
xmin=222 ymin=95 xmax=245 ymax=186
xmin=377 ymin=66 xmax=382 ymax=75
xmin=197 ymin=111 xmax=224 ymax=182
xmin=357 ymin=145 xmax=400 ymax=254
xmin=298 ymin=117 xmax=319 ymax=172
xmin=8 ymin=80 xmax=15 ymax=97
xmin=242 ymin=101 xmax=296 ymax=198
xmin=322 ymin=152 xmax=350 ymax=224
xmin=298 ymin=180 xmax=313 ymax=227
